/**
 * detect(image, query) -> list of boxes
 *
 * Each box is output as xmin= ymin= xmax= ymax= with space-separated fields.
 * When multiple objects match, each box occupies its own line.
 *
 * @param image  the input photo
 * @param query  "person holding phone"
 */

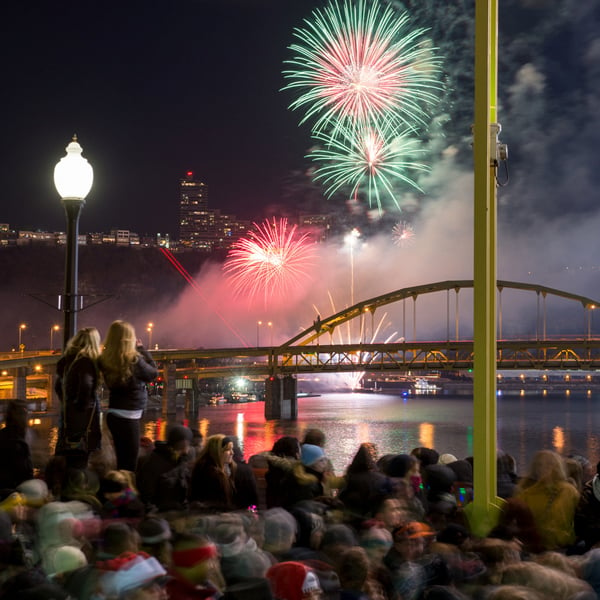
xmin=99 ymin=320 xmax=157 ymax=472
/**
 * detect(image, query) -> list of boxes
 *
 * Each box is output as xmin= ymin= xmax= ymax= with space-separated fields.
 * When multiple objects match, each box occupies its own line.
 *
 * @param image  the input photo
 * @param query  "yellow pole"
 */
xmin=465 ymin=0 xmax=504 ymax=536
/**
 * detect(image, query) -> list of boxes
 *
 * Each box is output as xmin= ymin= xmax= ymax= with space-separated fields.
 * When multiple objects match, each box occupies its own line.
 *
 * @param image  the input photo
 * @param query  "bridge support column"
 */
xmin=47 ymin=365 xmax=57 ymax=412
xmin=13 ymin=367 xmax=28 ymax=402
xmin=265 ymin=375 xmax=297 ymax=420
xmin=163 ymin=362 xmax=177 ymax=416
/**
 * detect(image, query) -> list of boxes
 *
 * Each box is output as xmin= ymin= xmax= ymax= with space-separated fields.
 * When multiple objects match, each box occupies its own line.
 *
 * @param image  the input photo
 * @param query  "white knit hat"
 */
xmin=438 ymin=453 xmax=458 ymax=465
xmin=45 ymin=545 xmax=88 ymax=578
xmin=100 ymin=555 xmax=167 ymax=596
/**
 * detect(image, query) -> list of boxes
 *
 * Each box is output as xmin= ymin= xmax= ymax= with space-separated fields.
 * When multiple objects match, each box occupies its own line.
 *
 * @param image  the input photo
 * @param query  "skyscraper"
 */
xmin=178 ymin=171 xmax=210 ymax=249
xmin=178 ymin=171 xmax=248 ymax=251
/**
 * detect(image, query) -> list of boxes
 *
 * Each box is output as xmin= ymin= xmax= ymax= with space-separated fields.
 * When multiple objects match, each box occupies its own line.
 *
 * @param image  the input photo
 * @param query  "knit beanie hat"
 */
xmin=263 ymin=508 xmax=297 ymax=552
xmin=45 ymin=545 xmax=88 ymax=578
xmin=385 ymin=454 xmax=413 ymax=478
xmin=16 ymin=479 xmax=49 ymax=507
xmin=266 ymin=562 xmax=321 ymax=600
xmin=167 ymin=424 xmax=193 ymax=446
xmin=301 ymin=444 xmax=325 ymax=467
xmin=138 ymin=517 xmax=172 ymax=545
xmin=321 ymin=524 xmax=358 ymax=548
xmin=98 ymin=552 xmax=167 ymax=597
xmin=438 ymin=453 xmax=458 ymax=465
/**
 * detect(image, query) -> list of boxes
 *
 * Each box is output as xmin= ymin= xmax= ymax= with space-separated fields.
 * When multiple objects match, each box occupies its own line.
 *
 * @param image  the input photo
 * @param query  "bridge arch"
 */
xmin=282 ymin=280 xmax=600 ymax=347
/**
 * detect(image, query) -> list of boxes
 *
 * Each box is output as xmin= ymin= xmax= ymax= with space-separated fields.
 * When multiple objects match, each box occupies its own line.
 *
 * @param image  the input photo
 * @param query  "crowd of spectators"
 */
xmin=2 ymin=405 xmax=600 ymax=599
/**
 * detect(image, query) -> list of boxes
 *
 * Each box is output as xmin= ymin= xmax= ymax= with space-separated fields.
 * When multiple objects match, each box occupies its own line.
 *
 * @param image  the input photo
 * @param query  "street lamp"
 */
xmin=18 ymin=323 xmax=26 ymax=352
xmin=344 ymin=228 xmax=361 ymax=307
xmin=147 ymin=322 xmax=154 ymax=348
xmin=54 ymin=135 xmax=93 ymax=349
xmin=257 ymin=321 xmax=262 ymax=347
xmin=267 ymin=321 xmax=273 ymax=346
xmin=50 ymin=325 xmax=60 ymax=350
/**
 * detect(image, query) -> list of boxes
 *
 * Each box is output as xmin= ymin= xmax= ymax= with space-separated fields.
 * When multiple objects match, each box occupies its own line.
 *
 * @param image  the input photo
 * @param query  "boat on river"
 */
xmin=412 ymin=377 xmax=442 ymax=393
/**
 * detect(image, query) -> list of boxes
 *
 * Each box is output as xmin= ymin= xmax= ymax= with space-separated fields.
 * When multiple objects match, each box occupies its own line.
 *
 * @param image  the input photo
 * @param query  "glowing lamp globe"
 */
xmin=54 ymin=136 xmax=93 ymax=200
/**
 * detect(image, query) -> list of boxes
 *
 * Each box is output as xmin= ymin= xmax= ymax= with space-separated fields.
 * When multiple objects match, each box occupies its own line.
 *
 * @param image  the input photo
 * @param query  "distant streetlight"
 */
xmin=147 ymin=322 xmax=154 ymax=348
xmin=267 ymin=321 xmax=273 ymax=346
xmin=50 ymin=325 xmax=60 ymax=350
xmin=18 ymin=323 xmax=27 ymax=352
xmin=257 ymin=321 xmax=262 ymax=347
xmin=344 ymin=228 xmax=361 ymax=307
xmin=54 ymin=135 xmax=93 ymax=349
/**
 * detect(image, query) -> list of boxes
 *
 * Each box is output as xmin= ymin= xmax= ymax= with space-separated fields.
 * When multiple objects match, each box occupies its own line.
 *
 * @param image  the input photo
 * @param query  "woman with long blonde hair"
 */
xmin=55 ymin=327 xmax=102 ymax=468
xmin=99 ymin=320 xmax=157 ymax=472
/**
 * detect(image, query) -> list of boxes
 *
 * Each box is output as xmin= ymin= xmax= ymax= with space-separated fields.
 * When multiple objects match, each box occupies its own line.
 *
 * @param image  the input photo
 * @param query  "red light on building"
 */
xmin=186 ymin=171 xmax=193 ymax=178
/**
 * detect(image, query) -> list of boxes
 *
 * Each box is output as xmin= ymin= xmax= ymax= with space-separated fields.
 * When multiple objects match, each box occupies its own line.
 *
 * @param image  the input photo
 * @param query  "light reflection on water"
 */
xmin=27 ymin=391 xmax=600 ymax=476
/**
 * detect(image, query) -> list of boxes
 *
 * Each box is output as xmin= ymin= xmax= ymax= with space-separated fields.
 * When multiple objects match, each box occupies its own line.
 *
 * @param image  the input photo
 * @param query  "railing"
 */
xmin=3 ymin=338 xmax=600 ymax=378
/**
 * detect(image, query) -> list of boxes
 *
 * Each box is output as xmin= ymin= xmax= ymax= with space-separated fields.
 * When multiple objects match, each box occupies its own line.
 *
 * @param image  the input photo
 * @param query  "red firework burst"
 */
xmin=224 ymin=218 xmax=317 ymax=303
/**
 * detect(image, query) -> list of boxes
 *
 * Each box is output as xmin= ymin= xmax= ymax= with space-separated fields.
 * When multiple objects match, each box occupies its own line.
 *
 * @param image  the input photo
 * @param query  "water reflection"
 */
xmin=23 ymin=390 xmax=600 ymax=476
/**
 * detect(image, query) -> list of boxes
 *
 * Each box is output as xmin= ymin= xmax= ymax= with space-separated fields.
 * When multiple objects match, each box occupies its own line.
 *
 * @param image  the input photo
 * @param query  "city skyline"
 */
xmin=0 ymin=1 xmax=598 ymax=242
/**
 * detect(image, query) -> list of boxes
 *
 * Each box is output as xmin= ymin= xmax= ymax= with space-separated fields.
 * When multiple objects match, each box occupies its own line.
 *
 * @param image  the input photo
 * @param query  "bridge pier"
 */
xmin=47 ymin=366 xmax=57 ymax=412
xmin=163 ymin=361 xmax=178 ymax=415
xmin=265 ymin=375 xmax=297 ymax=420
xmin=13 ymin=367 xmax=27 ymax=401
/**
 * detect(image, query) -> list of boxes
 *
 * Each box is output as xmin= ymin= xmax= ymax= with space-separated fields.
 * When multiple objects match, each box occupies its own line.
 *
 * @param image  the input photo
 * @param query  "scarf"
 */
xmin=103 ymin=488 xmax=138 ymax=517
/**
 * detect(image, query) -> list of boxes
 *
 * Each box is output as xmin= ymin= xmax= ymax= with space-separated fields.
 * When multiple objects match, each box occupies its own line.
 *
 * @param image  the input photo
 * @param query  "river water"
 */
xmin=28 ymin=389 xmax=600 ymax=476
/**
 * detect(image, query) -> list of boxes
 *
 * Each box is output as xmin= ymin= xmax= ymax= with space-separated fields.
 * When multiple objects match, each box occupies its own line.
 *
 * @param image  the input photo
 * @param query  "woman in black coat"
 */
xmin=339 ymin=442 xmax=394 ymax=522
xmin=0 ymin=399 xmax=33 ymax=492
xmin=54 ymin=327 xmax=102 ymax=469
xmin=99 ymin=320 xmax=157 ymax=472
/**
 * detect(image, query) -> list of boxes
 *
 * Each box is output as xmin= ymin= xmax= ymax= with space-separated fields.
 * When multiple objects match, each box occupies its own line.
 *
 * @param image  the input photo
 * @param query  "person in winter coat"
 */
xmin=264 ymin=436 xmax=301 ymax=508
xmin=0 ymin=399 xmax=33 ymax=492
xmin=516 ymin=449 xmax=580 ymax=551
xmin=54 ymin=327 xmax=102 ymax=469
xmin=338 ymin=442 xmax=394 ymax=522
xmin=575 ymin=460 xmax=600 ymax=550
xmin=231 ymin=436 xmax=259 ymax=510
xmin=99 ymin=320 xmax=158 ymax=472
xmin=189 ymin=434 xmax=236 ymax=511
xmin=136 ymin=424 xmax=193 ymax=512
xmin=280 ymin=444 xmax=328 ymax=509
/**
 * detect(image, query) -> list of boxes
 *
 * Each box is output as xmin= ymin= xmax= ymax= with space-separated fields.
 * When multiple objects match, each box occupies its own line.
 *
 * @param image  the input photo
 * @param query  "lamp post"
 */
xmin=257 ymin=321 xmax=262 ymax=347
xmin=50 ymin=325 xmax=60 ymax=350
xmin=18 ymin=323 xmax=26 ymax=352
xmin=54 ymin=136 xmax=93 ymax=350
xmin=147 ymin=322 xmax=154 ymax=348
xmin=344 ymin=228 xmax=361 ymax=307
xmin=267 ymin=321 xmax=273 ymax=346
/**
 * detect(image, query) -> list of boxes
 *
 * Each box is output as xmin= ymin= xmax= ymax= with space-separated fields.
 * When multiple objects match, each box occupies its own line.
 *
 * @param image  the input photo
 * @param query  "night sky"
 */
xmin=1 ymin=0 xmax=599 ymax=241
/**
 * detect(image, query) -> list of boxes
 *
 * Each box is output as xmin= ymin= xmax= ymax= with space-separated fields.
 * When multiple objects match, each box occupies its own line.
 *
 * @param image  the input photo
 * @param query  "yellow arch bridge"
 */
xmin=2 ymin=280 xmax=600 ymax=416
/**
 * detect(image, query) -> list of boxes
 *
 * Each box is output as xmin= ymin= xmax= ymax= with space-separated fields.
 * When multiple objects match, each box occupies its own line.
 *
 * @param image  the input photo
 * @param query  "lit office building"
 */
xmin=178 ymin=171 xmax=210 ymax=249
xmin=178 ymin=171 xmax=248 ymax=251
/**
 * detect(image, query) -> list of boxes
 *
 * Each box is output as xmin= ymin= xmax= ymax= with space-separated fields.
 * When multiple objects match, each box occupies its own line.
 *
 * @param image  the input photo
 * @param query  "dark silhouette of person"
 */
xmin=0 ymin=399 xmax=33 ymax=494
